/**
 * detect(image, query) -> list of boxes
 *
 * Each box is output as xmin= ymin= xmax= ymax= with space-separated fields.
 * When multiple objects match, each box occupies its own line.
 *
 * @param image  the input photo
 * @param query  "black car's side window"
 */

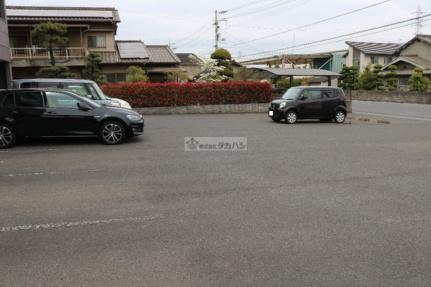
xmin=20 ymin=82 xmax=38 ymax=89
xmin=2 ymin=93 xmax=15 ymax=108
xmin=15 ymin=92 xmax=44 ymax=108
xmin=323 ymin=90 xmax=336 ymax=98
xmin=302 ymin=90 xmax=322 ymax=101
xmin=46 ymin=92 xmax=81 ymax=109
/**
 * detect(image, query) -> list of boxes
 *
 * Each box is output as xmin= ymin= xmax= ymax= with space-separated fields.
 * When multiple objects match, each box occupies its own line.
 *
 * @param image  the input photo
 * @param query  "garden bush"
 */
xmin=101 ymin=81 xmax=272 ymax=107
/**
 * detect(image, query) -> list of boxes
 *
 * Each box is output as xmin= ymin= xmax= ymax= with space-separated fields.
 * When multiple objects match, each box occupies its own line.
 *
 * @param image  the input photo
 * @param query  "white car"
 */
xmin=12 ymin=78 xmax=132 ymax=109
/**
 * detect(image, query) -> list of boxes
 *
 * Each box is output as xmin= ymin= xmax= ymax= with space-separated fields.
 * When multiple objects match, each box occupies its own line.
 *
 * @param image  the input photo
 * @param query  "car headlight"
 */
xmin=280 ymin=102 xmax=287 ymax=108
xmin=121 ymin=102 xmax=132 ymax=109
xmin=110 ymin=102 xmax=121 ymax=107
xmin=126 ymin=114 xmax=142 ymax=121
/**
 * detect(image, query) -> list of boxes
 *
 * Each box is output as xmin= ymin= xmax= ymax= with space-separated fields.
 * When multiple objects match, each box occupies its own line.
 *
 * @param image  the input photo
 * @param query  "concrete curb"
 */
xmin=134 ymin=103 xmax=269 ymax=115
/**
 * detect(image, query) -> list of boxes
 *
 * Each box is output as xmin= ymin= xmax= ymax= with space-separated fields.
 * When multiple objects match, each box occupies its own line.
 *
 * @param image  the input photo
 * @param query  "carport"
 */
xmin=251 ymin=67 xmax=341 ymax=87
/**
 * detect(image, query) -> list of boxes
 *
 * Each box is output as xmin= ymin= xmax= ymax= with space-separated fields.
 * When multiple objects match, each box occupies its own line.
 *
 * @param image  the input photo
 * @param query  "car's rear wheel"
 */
xmin=0 ymin=123 xmax=16 ymax=149
xmin=286 ymin=111 xmax=298 ymax=124
xmin=100 ymin=120 xmax=126 ymax=145
xmin=334 ymin=110 xmax=346 ymax=124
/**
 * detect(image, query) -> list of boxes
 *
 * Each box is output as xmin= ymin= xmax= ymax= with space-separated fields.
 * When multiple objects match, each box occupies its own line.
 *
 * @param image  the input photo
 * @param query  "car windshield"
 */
xmin=282 ymin=88 xmax=302 ymax=100
xmin=62 ymin=83 xmax=108 ymax=101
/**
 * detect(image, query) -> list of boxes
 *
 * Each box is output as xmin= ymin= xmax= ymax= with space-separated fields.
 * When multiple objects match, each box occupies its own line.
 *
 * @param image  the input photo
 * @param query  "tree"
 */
xmin=373 ymin=64 xmax=385 ymax=91
xmin=82 ymin=53 xmax=106 ymax=83
xmin=359 ymin=66 xmax=378 ymax=90
xmin=384 ymin=65 xmax=398 ymax=91
xmin=232 ymin=67 xmax=260 ymax=81
xmin=275 ymin=78 xmax=302 ymax=90
xmin=126 ymin=66 xmax=149 ymax=83
xmin=339 ymin=66 xmax=359 ymax=90
xmin=32 ymin=22 xmax=68 ymax=66
xmin=166 ymin=70 xmax=189 ymax=82
xmin=409 ymin=67 xmax=430 ymax=92
xmin=36 ymin=65 xmax=76 ymax=78
xmin=195 ymin=58 xmax=228 ymax=82
xmin=210 ymin=48 xmax=234 ymax=80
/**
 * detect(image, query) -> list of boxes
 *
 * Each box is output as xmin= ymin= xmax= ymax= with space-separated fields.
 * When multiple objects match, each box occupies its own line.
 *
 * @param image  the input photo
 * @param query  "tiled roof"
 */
xmin=6 ymin=6 xmax=120 ymax=22
xmin=396 ymin=34 xmax=431 ymax=52
xmin=253 ymin=68 xmax=341 ymax=77
xmin=346 ymin=41 xmax=402 ymax=55
xmin=116 ymin=41 xmax=149 ymax=60
xmin=176 ymin=53 xmax=203 ymax=66
xmin=146 ymin=45 xmax=181 ymax=64
xmin=417 ymin=34 xmax=431 ymax=45
xmin=383 ymin=56 xmax=431 ymax=70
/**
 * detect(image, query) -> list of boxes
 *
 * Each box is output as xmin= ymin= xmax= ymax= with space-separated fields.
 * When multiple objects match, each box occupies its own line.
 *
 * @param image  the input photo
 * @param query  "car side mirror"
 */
xmin=300 ymin=96 xmax=307 ymax=101
xmin=77 ymin=102 xmax=91 ymax=111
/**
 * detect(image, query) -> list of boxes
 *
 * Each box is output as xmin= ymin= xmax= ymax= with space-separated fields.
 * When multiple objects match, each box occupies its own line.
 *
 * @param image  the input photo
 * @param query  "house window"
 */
xmin=384 ymin=57 xmax=393 ymax=65
xmin=371 ymin=56 xmax=379 ymax=64
xmin=88 ymin=35 xmax=106 ymax=48
xmin=10 ymin=36 xmax=29 ymax=48
xmin=105 ymin=73 xmax=126 ymax=83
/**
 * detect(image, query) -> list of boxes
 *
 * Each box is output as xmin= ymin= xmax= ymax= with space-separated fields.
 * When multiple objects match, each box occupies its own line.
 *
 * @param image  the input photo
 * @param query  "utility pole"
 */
xmin=214 ymin=10 xmax=227 ymax=50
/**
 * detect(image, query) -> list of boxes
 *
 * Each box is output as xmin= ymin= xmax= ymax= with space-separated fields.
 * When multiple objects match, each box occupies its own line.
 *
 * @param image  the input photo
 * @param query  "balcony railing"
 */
xmin=11 ymin=48 xmax=121 ymax=64
xmin=11 ymin=47 xmax=85 ymax=60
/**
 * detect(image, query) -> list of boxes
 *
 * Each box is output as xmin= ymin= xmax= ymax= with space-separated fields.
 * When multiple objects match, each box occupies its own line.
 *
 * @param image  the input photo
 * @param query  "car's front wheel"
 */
xmin=286 ymin=111 xmax=298 ymax=124
xmin=100 ymin=120 xmax=126 ymax=145
xmin=334 ymin=110 xmax=346 ymax=124
xmin=0 ymin=123 xmax=16 ymax=149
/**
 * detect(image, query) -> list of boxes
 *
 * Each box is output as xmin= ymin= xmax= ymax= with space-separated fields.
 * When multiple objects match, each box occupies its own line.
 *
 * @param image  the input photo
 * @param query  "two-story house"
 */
xmin=345 ymin=41 xmax=402 ymax=72
xmin=0 ymin=0 xmax=11 ymax=88
xmin=382 ymin=34 xmax=431 ymax=89
xmin=6 ymin=5 xmax=182 ymax=82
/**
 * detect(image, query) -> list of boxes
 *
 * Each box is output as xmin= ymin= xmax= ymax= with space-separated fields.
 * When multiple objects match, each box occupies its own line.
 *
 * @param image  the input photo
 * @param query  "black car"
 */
xmin=0 ymin=89 xmax=144 ymax=148
xmin=268 ymin=86 xmax=348 ymax=124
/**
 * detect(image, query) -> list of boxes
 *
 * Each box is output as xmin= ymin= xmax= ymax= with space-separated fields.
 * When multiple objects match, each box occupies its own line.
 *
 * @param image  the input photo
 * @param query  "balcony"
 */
xmin=11 ymin=47 xmax=85 ymax=60
xmin=10 ymin=47 xmax=121 ymax=67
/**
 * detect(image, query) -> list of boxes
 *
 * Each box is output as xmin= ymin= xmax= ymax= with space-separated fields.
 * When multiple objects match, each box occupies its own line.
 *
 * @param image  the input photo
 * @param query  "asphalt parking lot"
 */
xmin=1 ymin=113 xmax=431 ymax=287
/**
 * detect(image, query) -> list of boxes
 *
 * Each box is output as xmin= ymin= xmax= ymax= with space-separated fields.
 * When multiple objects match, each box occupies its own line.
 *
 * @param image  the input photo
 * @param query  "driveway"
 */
xmin=354 ymin=100 xmax=431 ymax=121
xmin=1 ymin=114 xmax=431 ymax=287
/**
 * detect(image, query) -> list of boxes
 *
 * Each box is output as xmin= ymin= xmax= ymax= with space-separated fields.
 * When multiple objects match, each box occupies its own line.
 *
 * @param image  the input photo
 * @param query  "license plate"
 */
xmin=269 ymin=111 xmax=274 ymax=117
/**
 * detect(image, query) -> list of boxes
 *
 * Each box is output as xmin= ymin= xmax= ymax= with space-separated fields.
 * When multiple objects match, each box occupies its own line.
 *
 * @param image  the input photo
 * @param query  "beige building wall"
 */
xmin=67 ymin=29 xmax=83 ymax=47
xmin=401 ymin=41 xmax=431 ymax=60
xmin=0 ymin=0 xmax=11 ymax=88
xmin=345 ymin=47 xmax=354 ymax=66
xmin=84 ymin=31 xmax=116 ymax=52
xmin=360 ymin=53 xmax=368 ymax=71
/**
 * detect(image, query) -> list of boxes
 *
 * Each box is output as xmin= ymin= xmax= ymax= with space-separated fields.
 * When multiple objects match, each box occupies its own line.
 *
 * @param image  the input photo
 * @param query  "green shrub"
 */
xmin=36 ymin=65 xmax=76 ymax=78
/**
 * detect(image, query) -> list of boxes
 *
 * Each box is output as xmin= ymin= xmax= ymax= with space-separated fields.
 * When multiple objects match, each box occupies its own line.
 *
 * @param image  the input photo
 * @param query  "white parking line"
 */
xmin=355 ymin=112 xmax=431 ymax=122
xmin=3 ymin=169 xmax=99 ymax=178
xmin=0 ymin=215 xmax=165 ymax=233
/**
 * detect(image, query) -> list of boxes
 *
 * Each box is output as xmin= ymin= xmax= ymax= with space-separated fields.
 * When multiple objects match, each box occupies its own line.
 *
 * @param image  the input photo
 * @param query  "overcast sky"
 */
xmin=6 ymin=0 xmax=431 ymax=59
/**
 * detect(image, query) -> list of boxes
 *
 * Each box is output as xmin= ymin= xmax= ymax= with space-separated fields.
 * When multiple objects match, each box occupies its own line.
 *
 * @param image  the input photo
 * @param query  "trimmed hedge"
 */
xmin=101 ymin=81 xmax=272 ymax=107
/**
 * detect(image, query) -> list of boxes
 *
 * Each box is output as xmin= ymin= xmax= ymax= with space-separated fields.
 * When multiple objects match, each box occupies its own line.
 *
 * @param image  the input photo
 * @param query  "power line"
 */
xmin=176 ymin=30 xmax=211 ymax=50
xmin=174 ymin=24 xmax=211 ymax=45
xmin=221 ymin=28 xmax=263 ymax=54
xmin=236 ymin=13 xmax=431 ymax=60
xmin=226 ymin=0 xmax=276 ymax=13
xmin=225 ymin=0 xmax=301 ymax=20
xmin=229 ymin=0 xmax=393 ymax=47
xmin=285 ymin=19 xmax=431 ymax=54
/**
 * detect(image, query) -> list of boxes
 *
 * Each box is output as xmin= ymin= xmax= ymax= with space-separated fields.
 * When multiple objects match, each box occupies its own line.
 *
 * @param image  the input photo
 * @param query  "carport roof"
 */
xmin=252 ymin=68 xmax=341 ymax=77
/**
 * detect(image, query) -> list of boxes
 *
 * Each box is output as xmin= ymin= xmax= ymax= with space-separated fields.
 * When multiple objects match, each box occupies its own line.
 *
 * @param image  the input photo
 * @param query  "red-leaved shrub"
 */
xmin=101 ymin=81 xmax=272 ymax=107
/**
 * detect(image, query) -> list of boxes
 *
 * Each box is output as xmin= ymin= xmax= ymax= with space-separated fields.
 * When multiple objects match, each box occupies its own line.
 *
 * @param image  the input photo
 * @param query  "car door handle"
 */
xmin=47 ymin=111 xmax=57 ymax=115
